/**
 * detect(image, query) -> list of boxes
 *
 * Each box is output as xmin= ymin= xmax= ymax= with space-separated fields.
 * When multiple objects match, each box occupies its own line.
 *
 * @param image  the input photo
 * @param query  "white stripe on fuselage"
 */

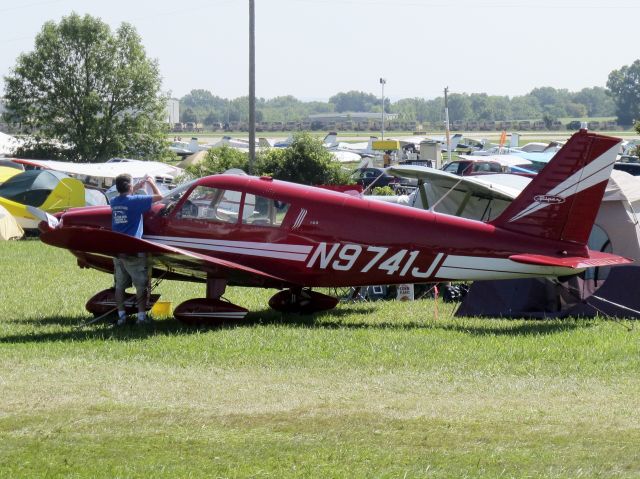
xmin=436 ymin=255 xmax=580 ymax=280
xmin=143 ymin=237 xmax=580 ymax=280
xmin=143 ymin=235 xmax=313 ymax=262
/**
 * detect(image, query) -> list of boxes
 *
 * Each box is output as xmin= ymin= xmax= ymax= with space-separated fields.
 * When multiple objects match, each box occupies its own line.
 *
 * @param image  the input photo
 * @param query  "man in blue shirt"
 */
xmin=111 ymin=173 xmax=162 ymax=326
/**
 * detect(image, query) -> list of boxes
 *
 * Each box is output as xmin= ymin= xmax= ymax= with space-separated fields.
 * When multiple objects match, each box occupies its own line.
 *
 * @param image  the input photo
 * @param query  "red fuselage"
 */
xmin=56 ymin=174 xmax=586 ymax=288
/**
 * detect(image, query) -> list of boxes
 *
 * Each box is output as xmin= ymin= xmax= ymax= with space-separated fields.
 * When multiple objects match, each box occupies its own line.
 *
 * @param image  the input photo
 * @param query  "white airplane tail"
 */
xmin=367 ymin=136 xmax=377 ymax=152
xmin=323 ymin=132 xmax=338 ymax=148
xmin=449 ymin=133 xmax=463 ymax=150
xmin=258 ymin=138 xmax=272 ymax=148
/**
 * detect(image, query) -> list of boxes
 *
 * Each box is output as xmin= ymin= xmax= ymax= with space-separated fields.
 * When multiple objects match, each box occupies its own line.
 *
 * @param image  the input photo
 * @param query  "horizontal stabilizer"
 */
xmin=509 ymin=251 xmax=632 ymax=269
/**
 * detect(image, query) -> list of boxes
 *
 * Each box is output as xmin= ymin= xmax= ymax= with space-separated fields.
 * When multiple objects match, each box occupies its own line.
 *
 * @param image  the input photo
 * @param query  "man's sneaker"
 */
xmin=136 ymin=312 xmax=153 ymax=326
xmin=115 ymin=316 xmax=127 ymax=327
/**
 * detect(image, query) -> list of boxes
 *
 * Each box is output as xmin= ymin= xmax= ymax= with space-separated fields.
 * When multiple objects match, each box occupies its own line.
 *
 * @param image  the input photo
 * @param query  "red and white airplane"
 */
xmin=39 ymin=129 xmax=632 ymax=324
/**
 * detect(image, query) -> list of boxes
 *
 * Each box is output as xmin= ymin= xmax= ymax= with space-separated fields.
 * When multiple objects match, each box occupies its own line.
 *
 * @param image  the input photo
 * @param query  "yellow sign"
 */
xmin=372 ymin=140 xmax=400 ymax=151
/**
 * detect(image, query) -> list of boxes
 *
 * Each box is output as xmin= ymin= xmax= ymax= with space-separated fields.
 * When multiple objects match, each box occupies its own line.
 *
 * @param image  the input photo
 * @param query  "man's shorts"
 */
xmin=113 ymin=254 xmax=148 ymax=291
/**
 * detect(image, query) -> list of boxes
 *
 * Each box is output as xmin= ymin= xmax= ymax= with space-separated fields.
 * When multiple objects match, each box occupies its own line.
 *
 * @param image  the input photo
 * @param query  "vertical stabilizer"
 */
xmin=323 ymin=132 xmax=338 ymax=148
xmin=449 ymin=133 xmax=463 ymax=150
xmin=258 ymin=138 xmax=272 ymax=148
xmin=490 ymin=130 xmax=621 ymax=245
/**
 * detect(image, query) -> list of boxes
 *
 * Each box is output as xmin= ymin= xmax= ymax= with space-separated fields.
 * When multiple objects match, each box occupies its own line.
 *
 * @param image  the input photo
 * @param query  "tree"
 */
xmin=447 ymin=94 xmax=472 ymax=123
xmin=2 ymin=13 xmax=169 ymax=162
xmin=256 ymin=132 xmax=351 ymax=186
xmin=183 ymin=133 xmax=351 ymax=187
xmin=184 ymin=145 xmax=248 ymax=179
xmin=573 ymin=87 xmax=615 ymax=117
xmin=607 ymin=60 xmax=640 ymax=126
xmin=329 ymin=91 xmax=379 ymax=113
xmin=510 ymin=96 xmax=541 ymax=120
xmin=181 ymin=108 xmax=197 ymax=123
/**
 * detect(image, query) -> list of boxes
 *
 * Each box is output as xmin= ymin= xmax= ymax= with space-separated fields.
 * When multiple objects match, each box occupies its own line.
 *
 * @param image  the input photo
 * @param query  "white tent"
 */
xmin=0 ymin=204 xmax=23 ymax=240
xmin=0 ymin=132 xmax=23 ymax=156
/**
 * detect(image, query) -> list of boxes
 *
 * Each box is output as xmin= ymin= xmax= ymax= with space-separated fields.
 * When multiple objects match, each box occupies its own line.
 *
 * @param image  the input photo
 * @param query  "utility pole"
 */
xmin=380 ymin=78 xmax=386 ymax=140
xmin=248 ymin=0 xmax=256 ymax=172
xmin=444 ymin=86 xmax=451 ymax=165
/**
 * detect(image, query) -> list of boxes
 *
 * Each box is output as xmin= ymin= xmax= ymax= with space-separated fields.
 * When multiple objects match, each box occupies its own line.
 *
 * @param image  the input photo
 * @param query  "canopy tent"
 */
xmin=0 ymin=170 xmax=71 ymax=207
xmin=0 ymin=204 xmax=23 ymax=240
xmin=0 ymin=166 xmax=20 ymax=184
xmin=0 ymin=132 xmax=23 ymax=156
xmin=0 ymin=169 xmax=87 ymax=230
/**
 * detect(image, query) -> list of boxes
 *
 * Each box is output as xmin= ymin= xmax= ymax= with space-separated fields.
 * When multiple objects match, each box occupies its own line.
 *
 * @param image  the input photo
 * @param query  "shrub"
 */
xmin=185 ymin=145 xmax=248 ymax=178
xmin=256 ymin=132 xmax=352 ymax=186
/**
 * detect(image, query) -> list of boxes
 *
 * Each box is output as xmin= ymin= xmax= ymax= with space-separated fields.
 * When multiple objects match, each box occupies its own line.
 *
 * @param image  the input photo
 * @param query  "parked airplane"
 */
xmin=390 ymin=133 xmax=464 ymax=153
xmin=12 ymin=158 xmax=183 ymax=189
xmin=169 ymin=138 xmax=207 ymax=157
xmin=38 ymin=130 xmax=630 ymax=324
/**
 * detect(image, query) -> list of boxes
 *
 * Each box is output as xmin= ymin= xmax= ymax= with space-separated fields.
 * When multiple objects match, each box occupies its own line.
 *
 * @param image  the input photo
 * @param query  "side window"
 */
xmin=489 ymin=163 xmax=502 ymax=173
xmin=443 ymin=162 xmax=458 ymax=173
xmin=212 ymin=190 xmax=242 ymax=223
xmin=178 ymin=186 xmax=241 ymax=224
xmin=242 ymin=194 xmax=291 ymax=227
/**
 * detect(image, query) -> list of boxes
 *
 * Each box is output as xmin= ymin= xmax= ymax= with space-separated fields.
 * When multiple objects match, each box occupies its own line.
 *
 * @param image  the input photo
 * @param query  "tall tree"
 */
xmin=607 ymin=60 xmax=640 ymax=126
xmin=3 ymin=13 xmax=169 ymax=162
xmin=573 ymin=87 xmax=615 ymax=117
xmin=329 ymin=91 xmax=379 ymax=113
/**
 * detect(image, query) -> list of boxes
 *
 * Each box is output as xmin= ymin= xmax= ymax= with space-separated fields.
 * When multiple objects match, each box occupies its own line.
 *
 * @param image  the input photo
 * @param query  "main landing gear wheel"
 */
xmin=174 ymin=298 xmax=248 ymax=327
xmin=85 ymin=288 xmax=161 ymax=318
xmin=268 ymin=288 xmax=339 ymax=314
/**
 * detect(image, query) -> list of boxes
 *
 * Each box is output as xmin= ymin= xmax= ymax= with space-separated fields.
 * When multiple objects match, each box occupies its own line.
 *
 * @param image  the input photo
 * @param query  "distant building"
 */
xmin=307 ymin=112 xmax=398 ymax=123
xmin=165 ymin=98 xmax=179 ymax=126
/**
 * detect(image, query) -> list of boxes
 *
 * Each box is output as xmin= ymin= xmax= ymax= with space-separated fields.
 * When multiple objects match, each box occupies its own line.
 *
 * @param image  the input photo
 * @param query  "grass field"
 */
xmin=1 ymin=240 xmax=639 ymax=478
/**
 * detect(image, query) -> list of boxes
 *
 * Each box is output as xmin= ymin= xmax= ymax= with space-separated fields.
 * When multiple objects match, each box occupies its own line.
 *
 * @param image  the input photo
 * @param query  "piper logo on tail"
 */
xmin=534 ymin=195 xmax=565 ymax=205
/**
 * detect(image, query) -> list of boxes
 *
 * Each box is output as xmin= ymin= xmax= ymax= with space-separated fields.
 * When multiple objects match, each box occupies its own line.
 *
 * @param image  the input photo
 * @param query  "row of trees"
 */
xmin=180 ymin=87 xmax=616 ymax=128
xmin=3 ymin=13 xmax=640 ymax=163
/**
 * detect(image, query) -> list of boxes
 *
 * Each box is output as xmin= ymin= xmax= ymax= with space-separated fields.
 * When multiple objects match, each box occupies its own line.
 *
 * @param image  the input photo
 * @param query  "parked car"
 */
xmin=613 ymin=162 xmax=640 ymax=176
xmin=350 ymin=167 xmax=417 ymax=192
xmin=441 ymin=159 xmax=503 ymax=176
xmin=442 ymin=156 xmax=537 ymax=177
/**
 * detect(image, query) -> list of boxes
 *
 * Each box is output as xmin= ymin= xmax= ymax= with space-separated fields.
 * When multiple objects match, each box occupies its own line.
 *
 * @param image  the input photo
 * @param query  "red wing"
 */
xmin=41 ymin=226 xmax=295 ymax=289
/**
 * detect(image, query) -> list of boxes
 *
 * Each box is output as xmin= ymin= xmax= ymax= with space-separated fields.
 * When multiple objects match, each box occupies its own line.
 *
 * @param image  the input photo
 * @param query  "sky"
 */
xmin=1 ymin=0 xmax=640 ymax=102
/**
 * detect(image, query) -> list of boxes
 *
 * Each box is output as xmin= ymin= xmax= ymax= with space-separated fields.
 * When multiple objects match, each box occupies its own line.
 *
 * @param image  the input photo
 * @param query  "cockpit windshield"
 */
xmin=159 ymin=180 xmax=196 ymax=206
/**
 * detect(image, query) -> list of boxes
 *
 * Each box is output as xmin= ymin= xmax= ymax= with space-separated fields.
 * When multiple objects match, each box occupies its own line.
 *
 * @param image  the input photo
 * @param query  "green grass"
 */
xmin=1 ymin=240 xmax=640 ymax=478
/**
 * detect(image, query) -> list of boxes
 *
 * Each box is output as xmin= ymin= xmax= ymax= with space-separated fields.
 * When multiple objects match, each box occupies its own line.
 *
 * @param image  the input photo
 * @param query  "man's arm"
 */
xmin=146 ymin=177 xmax=164 ymax=202
xmin=134 ymin=176 xmax=163 ymax=202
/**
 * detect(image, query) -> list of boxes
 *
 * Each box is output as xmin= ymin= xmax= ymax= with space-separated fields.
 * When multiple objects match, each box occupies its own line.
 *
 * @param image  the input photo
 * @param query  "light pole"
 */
xmin=248 ymin=0 xmax=255 ymax=172
xmin=379 ymin=77 xmax=386 ymax=140
xmin=444 ymin=86 xmax=451 ymax=166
